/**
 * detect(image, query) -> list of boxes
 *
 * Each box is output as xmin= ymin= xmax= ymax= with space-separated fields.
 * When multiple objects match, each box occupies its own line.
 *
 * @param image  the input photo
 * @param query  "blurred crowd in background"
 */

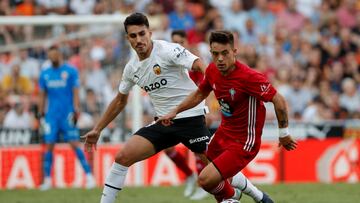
xmin=0 ymin=0 xmax=360 ymax=133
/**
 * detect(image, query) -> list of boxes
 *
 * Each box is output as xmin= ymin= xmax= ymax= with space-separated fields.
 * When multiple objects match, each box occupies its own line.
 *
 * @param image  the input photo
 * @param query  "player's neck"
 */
xmin=138 ymin=41 xmax=153 ymax=61
xmin=221 ymin=64 xmax=236 ymax=76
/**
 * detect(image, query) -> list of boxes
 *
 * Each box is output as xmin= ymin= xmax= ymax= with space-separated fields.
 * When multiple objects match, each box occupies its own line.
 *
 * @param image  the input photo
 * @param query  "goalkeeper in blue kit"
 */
xmin=38 ymin=46 xmax=95 ymax=190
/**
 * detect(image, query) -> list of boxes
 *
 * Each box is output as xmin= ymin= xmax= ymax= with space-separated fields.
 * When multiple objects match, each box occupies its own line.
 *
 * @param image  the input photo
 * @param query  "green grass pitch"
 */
xmin=1 ymin=183 xmax=359 ymax=203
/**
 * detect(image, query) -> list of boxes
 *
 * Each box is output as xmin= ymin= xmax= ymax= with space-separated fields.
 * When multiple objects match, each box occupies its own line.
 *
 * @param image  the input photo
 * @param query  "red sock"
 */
xmin=208 ymin=180 xmax=235 ymax=202
xmin=195 ymin=155 xmax=206 ymax=175
xmin=166 ymin=150 xmax=193 ymax=177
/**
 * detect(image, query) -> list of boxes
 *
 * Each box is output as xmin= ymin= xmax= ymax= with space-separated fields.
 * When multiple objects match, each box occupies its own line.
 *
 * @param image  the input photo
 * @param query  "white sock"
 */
xmin=231 ymin=172 xmax=263 ymax=202
xmin=100 ymin=162 xmax=129 ymax=203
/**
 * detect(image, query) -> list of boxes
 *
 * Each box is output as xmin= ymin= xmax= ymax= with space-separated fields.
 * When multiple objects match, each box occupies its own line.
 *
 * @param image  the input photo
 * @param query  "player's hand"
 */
xmin=278 ymin=135 xmax=297 ymax=151
xmin=72 ymin=111 xmax=80 ymax=126
xmin=82 ymin=129 xmax=100 ymax=152
xmin=155 ymin=111 xmax=177 ymax=126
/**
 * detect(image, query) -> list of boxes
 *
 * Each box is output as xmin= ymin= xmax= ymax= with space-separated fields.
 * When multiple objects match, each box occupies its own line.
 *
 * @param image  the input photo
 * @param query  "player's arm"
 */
xmin=38 ymin=89 xmax=46 ymax=118
xmin=83 ymin=92 xmax=129 ymax=151
xmin=157 ymin=88 xmax=211 ymax=126
xmin=272 ymin=92 xmax=297 ymax=151
xmin=191 ymin=58 xmax=206 ymax=74
xmin=73 ymin=87 xmax=80 ymax=113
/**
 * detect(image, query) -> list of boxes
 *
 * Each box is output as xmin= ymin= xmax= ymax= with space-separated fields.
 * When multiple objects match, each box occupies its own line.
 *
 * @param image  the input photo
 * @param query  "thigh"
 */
xmin=60 ymin=112 xmax=80 ymax=142
xmin=116 ymin=135 xmax=157 ymax=166
xmin=173 ymin=116 xmax=211 ymax=153
xmin=135 ymin=123 xmax=180 ymax=152
xmin=43 ymin=117 xmax=59 ymax=144
xmin=212 ymin=148 xmax=258 ymax=180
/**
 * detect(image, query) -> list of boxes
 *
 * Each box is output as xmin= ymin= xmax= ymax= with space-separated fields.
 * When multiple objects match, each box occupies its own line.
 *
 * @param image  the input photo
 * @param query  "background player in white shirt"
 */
xmin=83 ymin=13 xmax=211 ymax=203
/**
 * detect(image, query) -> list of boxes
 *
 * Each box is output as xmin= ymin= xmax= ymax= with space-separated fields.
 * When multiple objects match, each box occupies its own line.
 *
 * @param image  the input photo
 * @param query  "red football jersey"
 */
xmin=199 ymin=61 xmax=277 ymax=150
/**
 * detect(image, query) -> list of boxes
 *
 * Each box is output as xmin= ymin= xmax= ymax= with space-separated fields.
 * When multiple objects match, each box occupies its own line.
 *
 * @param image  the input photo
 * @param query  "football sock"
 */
xmin=166 ymin=149 xmax=193 ymax=177
xmin=208 ymin=180 xmax=235 ymax=202
xmin=43 ymin=151 xmax=53 ymax=177
xmin=231 ymin=171 xmax=263 ymax=202
xmin=100 ymin=162 xmax=128 ymax=203
xmin=74 ymin=147 xmax=91 ymax=174
xmin=195 ymin=155 xmax=206 ymax=175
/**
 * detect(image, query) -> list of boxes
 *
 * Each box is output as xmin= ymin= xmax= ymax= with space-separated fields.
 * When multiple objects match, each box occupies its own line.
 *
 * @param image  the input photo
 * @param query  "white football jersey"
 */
xmin=119 ymin=40 xmax=206 ymax=119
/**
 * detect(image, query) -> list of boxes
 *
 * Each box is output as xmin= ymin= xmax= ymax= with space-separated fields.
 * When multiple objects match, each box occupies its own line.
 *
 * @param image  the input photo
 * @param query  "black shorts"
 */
xmin=135 ymin=115 xmax=211 ymax=153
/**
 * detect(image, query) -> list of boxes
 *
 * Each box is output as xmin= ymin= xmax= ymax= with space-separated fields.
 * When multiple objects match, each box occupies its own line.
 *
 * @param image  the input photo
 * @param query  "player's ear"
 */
xmin=233 ymin=48 xmax=237 ymax=55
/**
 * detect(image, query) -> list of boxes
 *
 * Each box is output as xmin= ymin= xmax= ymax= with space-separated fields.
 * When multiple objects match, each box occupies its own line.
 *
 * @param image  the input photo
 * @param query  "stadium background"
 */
xmin=0 ymin=0 xmax=360 ymax=202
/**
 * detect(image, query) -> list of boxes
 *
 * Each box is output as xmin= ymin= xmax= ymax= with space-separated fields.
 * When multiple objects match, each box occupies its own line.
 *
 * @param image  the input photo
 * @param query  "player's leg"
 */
xmin=231 ymin=171 xmax=273 ymax=203
xmin=101 ymin=122 xmax=179 ymax=203
xmin=189 ymin=152 xmax=209 ymax=200
xmin=198 ymin=156 xmax=241 ymax=202
xmin=164 ymin=146 xmax=193 ymax=177
xmin=39 ymin=118 xmax=58 ymax=190
xmin=164 ymin=146 xmax=196 ymax=197
xmin=69 ymin=141 xmax=96 ymax=188
xmin=62 ymin=113 xmax=95 ymax=188
xmin=101 ymin=135 xmax=157 ymax=203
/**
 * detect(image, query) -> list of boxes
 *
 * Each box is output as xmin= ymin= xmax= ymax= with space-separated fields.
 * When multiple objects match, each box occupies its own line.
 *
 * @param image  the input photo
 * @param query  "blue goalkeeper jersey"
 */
xmin=39 ymin=63 xmax=79 ymax=118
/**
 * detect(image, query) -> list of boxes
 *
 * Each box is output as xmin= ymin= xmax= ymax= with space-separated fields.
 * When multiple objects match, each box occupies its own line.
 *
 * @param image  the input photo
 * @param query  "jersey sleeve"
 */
xmin=118 ymin=64 xmax=135 ymax=94
xmin=167 ymin=43 xmax=199 ymax=70
xmin=244 ymin=71 xmax=277 ymax=102
xmin=198 ymin=66 xmax=213 ymax=93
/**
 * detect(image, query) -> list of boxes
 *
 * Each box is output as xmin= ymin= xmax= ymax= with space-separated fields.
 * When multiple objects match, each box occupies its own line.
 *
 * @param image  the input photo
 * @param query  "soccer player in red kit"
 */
xmin=157 ymin=30 xmax=297 ymax=202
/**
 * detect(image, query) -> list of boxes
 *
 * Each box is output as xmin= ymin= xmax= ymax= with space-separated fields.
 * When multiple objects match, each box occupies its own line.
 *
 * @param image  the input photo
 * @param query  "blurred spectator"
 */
xmin=240 ymin=18 xmax=258 ymax=45
xmin=339 ymin=77 xmax=360 ymax=114
xmin=296 ymin=0 xmax=321 ymax=18
xmin=276 ymin=0 xmax=306 ymax=33
xmin=168 ymin=0 xmax=195 ymax=31
xmin=268 ymin=42 xmax=294 ymax=70
xmin=1 ymin=64 xmax=33 ymax=95
xmin=17 ymin=49 xmax=40 ymax=81
xmin=284 ymin=75 xmax=314 ymax=117
xmin=3 ymin=95 xmax=33 ymax=129
xmin=70 ymin=0 xmax=96 ymax=15
xmin=336 ymin=0 xmax=357 ymax=29
xmin=84 ymin=60 xmax=108 ymax=96
xmin=220 ymin=0 xmax=248 ymax=37
xmin=81 ymin=88 xmax=102 ymax=123
xmin=36 ymin=0 xmax=68 ymax=15
xmin=249 ymin=0 xmax=276 ymax=35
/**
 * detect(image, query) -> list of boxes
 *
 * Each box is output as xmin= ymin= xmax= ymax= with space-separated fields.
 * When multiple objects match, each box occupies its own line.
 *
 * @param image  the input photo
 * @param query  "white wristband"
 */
xmin=279 ymin=127 xmax=289 ymax=138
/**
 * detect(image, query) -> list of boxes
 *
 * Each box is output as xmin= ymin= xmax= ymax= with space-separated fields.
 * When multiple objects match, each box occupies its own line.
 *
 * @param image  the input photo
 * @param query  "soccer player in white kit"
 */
xmin=83 ymin=13 xmax=211 ymax=203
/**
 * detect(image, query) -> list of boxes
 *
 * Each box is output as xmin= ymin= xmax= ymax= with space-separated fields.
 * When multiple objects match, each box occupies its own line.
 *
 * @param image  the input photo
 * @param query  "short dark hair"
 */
xmin=209 ymin=30 xmax=234 ymax=47
xmin=171 ymin=30 xmax=187 ymax=38
xmin=123 ymin=12 xmax=149 ymax=33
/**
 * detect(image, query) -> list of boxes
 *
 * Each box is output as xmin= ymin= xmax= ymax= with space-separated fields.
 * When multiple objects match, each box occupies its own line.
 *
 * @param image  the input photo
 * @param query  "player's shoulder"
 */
xmin=154 ymin=39 xmax=183 ymax=55
xmin=236 ymin=61 xmax=267 ymax=80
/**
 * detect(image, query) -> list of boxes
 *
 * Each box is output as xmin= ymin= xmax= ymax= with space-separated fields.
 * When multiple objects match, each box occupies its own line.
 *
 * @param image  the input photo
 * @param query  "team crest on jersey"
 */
xmin=61 ymin=71 xmax=68 ymax=80
xmin=153 ymin=64 xmax=161 ymax=75
xmin=229 ymin=88 xmax=236 ymax=100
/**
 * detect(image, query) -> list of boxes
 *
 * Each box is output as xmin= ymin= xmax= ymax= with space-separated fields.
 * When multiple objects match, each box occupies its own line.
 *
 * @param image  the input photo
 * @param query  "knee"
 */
xmin=197 ymin=174 xmax=213 ymax=191
xmin=114 ymin=151 xmax=134 ymax=167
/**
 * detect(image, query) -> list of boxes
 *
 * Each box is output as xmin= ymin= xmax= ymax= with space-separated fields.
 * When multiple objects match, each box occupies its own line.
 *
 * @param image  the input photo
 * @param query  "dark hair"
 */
xmin=209 ymin=30 xmax=234 ymax=47
xmin=171 ymin=30 xmax=187 ymax=38
xmin=48 ymin=45 xmax=59 ymax=51
xmin=123 ymin=12 xmax=149 ymax=33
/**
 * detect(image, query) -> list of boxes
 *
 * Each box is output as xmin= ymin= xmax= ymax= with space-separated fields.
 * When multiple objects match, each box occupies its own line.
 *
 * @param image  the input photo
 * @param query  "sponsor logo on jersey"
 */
xmin=61 ymin=71 xmax=68 ymax=80
xmin=189 ymin=136 xmax=209 ymax=144
xmin=143 ymin=78 xmax=167 ymax=92
xmin=153 ymin=64 xmax=161 ymax=75
xmin=219 ymin=98 xmax=233 ymax=117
